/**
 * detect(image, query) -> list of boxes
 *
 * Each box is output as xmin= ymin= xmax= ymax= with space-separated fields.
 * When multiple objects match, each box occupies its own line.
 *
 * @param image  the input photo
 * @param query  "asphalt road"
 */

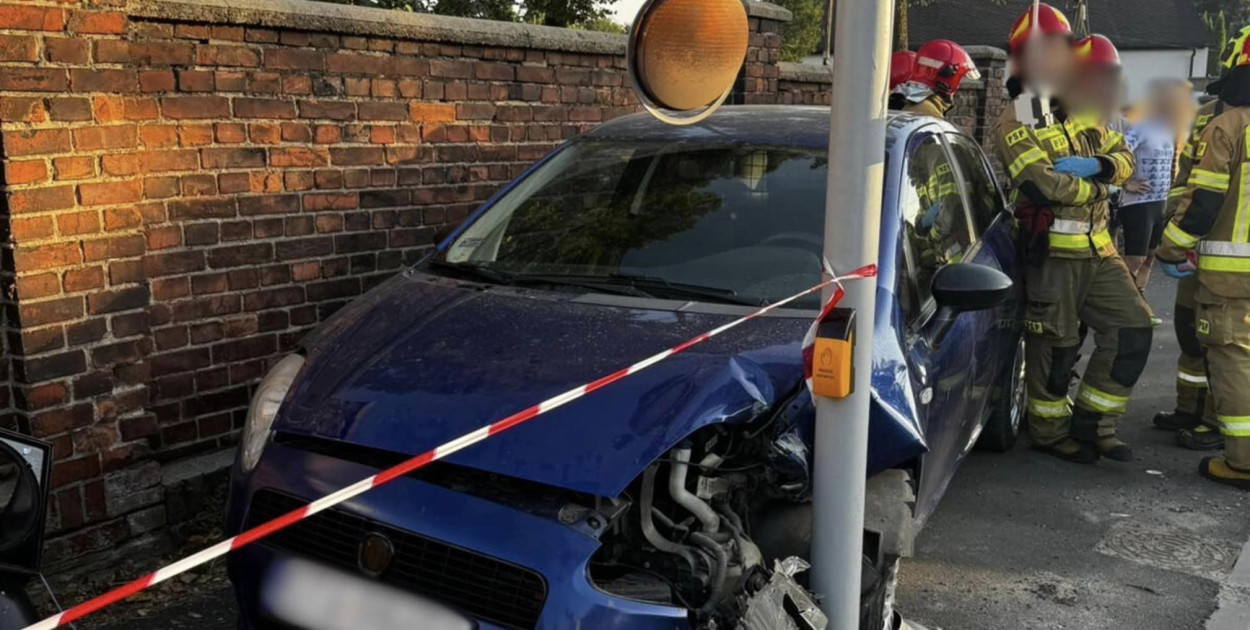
xmin=898 ymin=272 xmax=1250 ymax=630
xmin=72 ymin=273 xmax=1249 ymax=630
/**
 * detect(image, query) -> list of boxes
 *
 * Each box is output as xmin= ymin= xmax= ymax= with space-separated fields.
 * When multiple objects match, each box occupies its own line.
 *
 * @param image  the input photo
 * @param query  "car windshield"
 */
xmin=436 ymin=139 xmax=829 ymax=307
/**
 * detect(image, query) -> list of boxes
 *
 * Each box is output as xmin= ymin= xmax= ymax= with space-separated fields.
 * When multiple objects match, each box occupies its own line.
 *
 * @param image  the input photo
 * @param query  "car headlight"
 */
xmin=239 ymin=354 xmax=305 ymax=473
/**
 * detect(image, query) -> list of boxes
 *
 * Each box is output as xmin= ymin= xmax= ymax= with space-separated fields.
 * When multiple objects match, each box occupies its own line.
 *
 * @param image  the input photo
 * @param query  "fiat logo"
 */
xmin=358 ymin=532 xmax=394 ymax=577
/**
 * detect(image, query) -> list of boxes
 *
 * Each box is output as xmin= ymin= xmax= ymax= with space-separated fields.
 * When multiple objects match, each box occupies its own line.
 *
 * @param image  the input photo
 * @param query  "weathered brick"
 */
xmin=63 ymin=267 xmax=105 ymax=293
xmin=358 ymin=102 xmax=407 ymax=121
xmin=144 ymin=251 xmax=205 ymax=277
xmin=201 ymin=148 xmax=265 ymax=169
xmin=14 ymin=242 xmax=81 ymax=271
xmin=18 ymin=296 xmax=83 ymax=326
xmin=234 ymin=98 xmax=296 ymax=119
xmin=58 ymin=211 xmax=101 ymax=236
xmin=410 ymin=102 xmax=457 ymax=122
xmin=207 ymin=243 xmax=273 ymax=268
xmin=78 ymin=180 xmax=143 ymax=206
xmin=70 ymin=11 xmax=125 ymax=35
xmin=73 ymin=125 xmax=137 ymax=151
xmin=18 ymin=350 xmax=87 ymax=383
xmin=329 ymin=147 xmax=384 ymax=166
xmin=196 ymin=44 xmax=260 ymax=67
xmin=264 ymin=48 xmax=324 ymax=71
xmin=269 ymin=147 xmax=328 ymax=168
xmin=0 ymin=6 xmax=66 ymax=32
xmin=4 ymin=129 xmax=71 ymax=156
xmin=45 ymin=37 xmax=88 ymax=64
xmin=0 ymin=34 xmax=37 ymax=62
xmin=4 ymin=160 xmax=49 ymax=186
xmin=83 ymin=234 xmax=144 ymax=261
xmin=70 ymin=68 xmax=137 ymax=93
xmin=161 ymin=96 xmax=230 ymax=119
xmin=87 ymin=287 xmax=150 ymax=315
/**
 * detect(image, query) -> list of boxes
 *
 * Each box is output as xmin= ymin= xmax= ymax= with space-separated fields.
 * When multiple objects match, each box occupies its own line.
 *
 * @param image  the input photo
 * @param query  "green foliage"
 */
xmin=571 ymin=17 xmax=628 ymax=34
xmin=326 ymin=0 xmax=608 ymax=27
xmin=1194 ymin=0 xmax=1250 ymax=26
xmin=1206 ymin=10 xmax=1230 ymax=76
xmin=770 ymin=0 xmax=825 ymax=62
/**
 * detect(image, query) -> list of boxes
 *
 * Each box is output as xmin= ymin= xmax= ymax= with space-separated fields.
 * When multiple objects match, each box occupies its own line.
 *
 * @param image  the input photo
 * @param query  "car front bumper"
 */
xmin=227 ymin=443 xmax=688 ymax=630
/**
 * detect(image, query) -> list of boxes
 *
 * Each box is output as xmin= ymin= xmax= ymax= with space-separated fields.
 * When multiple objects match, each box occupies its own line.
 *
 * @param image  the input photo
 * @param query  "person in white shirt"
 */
xmin=1119 ymin=79 xmax=1194 ymax=290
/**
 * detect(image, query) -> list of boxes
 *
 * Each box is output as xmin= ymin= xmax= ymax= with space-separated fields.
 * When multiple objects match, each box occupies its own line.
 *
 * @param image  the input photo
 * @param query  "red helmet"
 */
xmin=912 ymin=40 xmax=981 ymax=96
xmin=1074 ymin=34 xmax=1121 ymax=69
xmin=890 ymin=50 xmax=917 ymax=91
xmin=1008 ymin=3 xmax=1073 ymax=56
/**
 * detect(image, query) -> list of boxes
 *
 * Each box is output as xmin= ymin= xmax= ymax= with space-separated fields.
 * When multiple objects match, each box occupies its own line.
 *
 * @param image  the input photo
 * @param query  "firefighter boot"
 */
xmin=1030 ymin=437 xmax=1100 ymax=464
xmin=1199 ymin=458 xmax=1250 ymax=490
xmin=1178 ymin=423 xmax=1225 ymax=451
xmin=1155 ymin=410 xmax=1203 ymax=432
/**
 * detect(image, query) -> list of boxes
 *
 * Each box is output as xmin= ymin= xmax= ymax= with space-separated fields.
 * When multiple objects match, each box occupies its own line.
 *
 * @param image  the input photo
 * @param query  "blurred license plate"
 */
xmin=263 ymin=558 xmax=473 ymax=630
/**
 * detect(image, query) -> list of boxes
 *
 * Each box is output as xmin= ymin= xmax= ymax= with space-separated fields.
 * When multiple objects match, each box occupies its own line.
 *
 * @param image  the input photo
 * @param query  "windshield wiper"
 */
xmin=428 ymin=262 xmax=649 ymax=297
xmin=608 ymin=274 xmax=766 ymax=306
xmin=428 ymin=260 xmax=517 ymax=285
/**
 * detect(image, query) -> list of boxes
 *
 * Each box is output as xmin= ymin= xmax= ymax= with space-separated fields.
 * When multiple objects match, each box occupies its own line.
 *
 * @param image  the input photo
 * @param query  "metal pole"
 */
xmin=811 ymin=0 xmax=894 ymax=626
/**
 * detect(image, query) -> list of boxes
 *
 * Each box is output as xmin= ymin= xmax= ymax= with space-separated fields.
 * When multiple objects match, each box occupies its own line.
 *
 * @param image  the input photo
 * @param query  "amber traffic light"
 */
xmin=628 ymin=0 xmax=749 ymax=125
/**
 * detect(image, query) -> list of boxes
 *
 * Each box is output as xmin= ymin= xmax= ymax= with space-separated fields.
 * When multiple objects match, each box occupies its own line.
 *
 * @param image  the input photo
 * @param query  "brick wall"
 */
xmin=0 ymin=0 xmax=1005 ymax=570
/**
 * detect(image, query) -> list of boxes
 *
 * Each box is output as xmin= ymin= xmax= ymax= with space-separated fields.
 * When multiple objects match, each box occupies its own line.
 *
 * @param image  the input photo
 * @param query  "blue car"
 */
xmin=226 ymin=106 xmax=1024 ymax=630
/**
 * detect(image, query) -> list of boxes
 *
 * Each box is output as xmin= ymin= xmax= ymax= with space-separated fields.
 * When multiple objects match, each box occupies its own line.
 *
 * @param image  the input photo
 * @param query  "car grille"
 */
xmin=246 ymin=489 xmax=548 ymax=630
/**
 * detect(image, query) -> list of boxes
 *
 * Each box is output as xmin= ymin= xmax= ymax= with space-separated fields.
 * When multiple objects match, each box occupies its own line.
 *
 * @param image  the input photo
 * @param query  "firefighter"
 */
xmin=995 ymin=5 xmax=1153 ymax=464
xmin=1156 ymin=26 xmax=1250 ymax=489
xmin=1155 ymin=98 xmax=1222 ymax=448
xmin=891 ymin=40 xmax=980 ymax=119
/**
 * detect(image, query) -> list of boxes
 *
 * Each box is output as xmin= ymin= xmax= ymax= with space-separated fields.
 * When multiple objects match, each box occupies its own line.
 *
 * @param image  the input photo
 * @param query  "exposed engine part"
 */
xmin=669 ymin=445 xmax=721 ymax=534
xmin=589 ymin=397 xmax=905 ymax=629
xmin=639 ymin=465 xmax=703 ymax=582
xmin=734 ymin=558 xmax=827 ymax=630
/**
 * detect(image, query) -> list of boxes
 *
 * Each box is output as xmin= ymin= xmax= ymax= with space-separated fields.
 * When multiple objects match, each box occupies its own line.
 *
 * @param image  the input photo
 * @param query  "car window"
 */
xmin=899 ymin=132 xmax=975 ymax=319
xmin=946 ymin=134 xmax=1005 ymax=233
xmin=440 ymin=140 xmax=830 ymax=307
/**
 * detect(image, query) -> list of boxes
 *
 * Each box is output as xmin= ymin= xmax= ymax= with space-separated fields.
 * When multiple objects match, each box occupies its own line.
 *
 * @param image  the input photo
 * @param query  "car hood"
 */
xmin=276 ymin=271 xmax=818 ymax=498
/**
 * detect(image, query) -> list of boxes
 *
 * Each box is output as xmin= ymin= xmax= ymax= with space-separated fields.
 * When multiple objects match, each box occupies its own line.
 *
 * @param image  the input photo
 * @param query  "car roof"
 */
xmin=585 ymin=105 xmax=957 ymax=150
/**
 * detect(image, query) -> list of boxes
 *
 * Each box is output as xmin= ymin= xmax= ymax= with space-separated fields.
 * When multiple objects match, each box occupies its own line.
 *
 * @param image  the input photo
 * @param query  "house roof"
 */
xmin=908 ymin=0 xmax=1210 ymax=51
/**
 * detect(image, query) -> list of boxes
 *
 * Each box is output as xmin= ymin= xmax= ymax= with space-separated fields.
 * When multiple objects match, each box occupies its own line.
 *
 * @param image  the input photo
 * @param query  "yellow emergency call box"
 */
xmin=811 ymin=308 xmax=856 ymax=399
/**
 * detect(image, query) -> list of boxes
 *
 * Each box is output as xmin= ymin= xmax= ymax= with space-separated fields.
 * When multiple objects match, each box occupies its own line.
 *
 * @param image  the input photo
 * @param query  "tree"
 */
xmin=770 ymin=0 xmax=825 ymax=62
xmin=327 ymin=0 xmax=609 ymax=27
xmin=1193 ymin=0 xmax=1250 ymax=26
xmin=1205 ymin=10 xmax=1230 ymax=76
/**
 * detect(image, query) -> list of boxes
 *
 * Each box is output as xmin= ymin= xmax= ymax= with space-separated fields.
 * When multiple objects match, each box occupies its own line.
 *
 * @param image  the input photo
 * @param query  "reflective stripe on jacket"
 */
xmin=1167 ymin=100 xmax=1221 ymax=205
xmin=1159 ymin=105 xmax=1250 ymax=298
xmin=993 ymin=104 xmax=1135 ymax=258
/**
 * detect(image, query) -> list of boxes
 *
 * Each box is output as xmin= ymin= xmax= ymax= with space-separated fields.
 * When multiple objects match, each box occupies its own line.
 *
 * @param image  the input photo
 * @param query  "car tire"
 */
xmin=977 ymin=338 xmax=1025 ymax=452
xmin=860 ymin=553 xmax=900 ymax=630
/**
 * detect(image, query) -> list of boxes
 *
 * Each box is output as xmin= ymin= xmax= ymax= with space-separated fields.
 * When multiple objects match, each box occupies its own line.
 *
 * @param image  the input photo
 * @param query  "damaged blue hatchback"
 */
xmin=226 ymin=106 xmax=1024 ymax=630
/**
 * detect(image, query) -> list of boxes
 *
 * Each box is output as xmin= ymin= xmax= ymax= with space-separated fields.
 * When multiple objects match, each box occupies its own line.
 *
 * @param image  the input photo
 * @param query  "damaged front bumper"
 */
xmin=226 ymin=443 xmax=688 ymax=630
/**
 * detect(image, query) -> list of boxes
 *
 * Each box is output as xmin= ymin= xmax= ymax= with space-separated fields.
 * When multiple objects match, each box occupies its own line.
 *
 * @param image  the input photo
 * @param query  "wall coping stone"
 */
xmin=965 ymin=45 xmax=1008 ymax=61
xmin=133 ymin=0 xmax=792 ymax=55
xmin=132 ymin=0 xmax=628 ymax=54
xmin=745 ymin=0 xmax=793 ymax=22
xmin=778 ymin=61 xmax=830 ymax=84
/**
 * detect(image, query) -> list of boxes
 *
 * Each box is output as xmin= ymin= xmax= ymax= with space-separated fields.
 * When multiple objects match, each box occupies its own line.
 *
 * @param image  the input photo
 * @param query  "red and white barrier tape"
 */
xmin=25 ymin=264 xmax=876 ymax=630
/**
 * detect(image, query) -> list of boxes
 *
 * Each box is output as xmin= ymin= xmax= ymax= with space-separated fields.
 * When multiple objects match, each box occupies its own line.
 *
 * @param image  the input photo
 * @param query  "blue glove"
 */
xmin=1053 ymin=156 xmax=1101 ymax=179
xmin=1163 ymin=263 xmax=1194 ymax=279
xmin=920 ymin=203 xmax=942 ymax=230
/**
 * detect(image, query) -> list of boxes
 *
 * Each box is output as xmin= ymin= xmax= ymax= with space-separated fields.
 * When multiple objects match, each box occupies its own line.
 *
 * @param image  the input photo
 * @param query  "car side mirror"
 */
xmin=928 ymin=263 xmax=1013 ymax=346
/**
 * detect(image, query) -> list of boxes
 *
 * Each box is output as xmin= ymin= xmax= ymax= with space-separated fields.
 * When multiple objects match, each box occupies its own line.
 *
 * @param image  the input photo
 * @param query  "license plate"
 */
xmin=263 ymin=558 xmax=474 ymax=630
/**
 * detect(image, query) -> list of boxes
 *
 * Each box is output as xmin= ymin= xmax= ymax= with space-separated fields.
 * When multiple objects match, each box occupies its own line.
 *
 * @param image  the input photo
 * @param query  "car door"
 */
xmin=897 ymin=129 xmax=998 ymax=522
xmin=944 ymin=133 xmax=1022 ymax=430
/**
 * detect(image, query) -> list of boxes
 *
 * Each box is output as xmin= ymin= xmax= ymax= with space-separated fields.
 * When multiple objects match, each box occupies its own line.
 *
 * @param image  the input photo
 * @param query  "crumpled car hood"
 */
xmin=277 ymin=271 xmax=819 ymax=498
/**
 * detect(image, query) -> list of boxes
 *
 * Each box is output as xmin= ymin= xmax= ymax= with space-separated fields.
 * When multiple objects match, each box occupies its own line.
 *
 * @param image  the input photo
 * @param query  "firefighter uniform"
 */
xmin=903 ymin=95 xmax=950 ymax=120
xmin=1157 ymin=103 xmax=1250 ymax=485
xmin=994 ymin=104 xmax=1154 ymax=462
xmin=1158 ymin=100 xmax=1222 ymax=436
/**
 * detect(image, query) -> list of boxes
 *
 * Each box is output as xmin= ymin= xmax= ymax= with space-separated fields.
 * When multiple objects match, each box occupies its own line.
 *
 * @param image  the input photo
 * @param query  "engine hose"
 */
xmin=716 ymin=506 xmax=762 ymax=570
xmin=669 ymin=447 xmax=721 ymax=534
xmin=689 ymin=531 xmax=729 ymax=612
xmin=639 ymin=465 xmax=704 ymax=583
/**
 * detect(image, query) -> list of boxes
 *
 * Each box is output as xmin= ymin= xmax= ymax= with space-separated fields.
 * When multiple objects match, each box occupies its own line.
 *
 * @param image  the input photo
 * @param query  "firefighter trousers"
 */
xmin=1196 ymin=289 xmax=1250 ymax=470
xmin=1024 ymin=256 xmax=1154 ymax=447
xmin=1175 ymin=276 xmax=1214 ymax=421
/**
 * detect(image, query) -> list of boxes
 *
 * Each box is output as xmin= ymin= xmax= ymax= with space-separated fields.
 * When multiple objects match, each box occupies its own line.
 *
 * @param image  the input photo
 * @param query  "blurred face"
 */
xmin=1069 ymin=66 xmax=1123 ymax=118
xmin=1023 ymin=35 xmax=1075 ymax=90
xmin=1149 ymin=83 xmax=1192 ymax=126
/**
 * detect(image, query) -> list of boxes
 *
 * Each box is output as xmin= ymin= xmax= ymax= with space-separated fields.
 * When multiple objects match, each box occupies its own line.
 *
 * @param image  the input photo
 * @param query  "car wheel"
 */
xmin=977 ymin=337 xmax=1025 ymax=452
xmin=861 ymin=553 xmax=900 ymax=630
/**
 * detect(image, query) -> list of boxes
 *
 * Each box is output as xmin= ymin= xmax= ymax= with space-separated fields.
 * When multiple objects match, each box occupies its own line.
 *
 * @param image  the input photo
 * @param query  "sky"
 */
xmin=609 ymin=0 xmax=646 ymax=23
